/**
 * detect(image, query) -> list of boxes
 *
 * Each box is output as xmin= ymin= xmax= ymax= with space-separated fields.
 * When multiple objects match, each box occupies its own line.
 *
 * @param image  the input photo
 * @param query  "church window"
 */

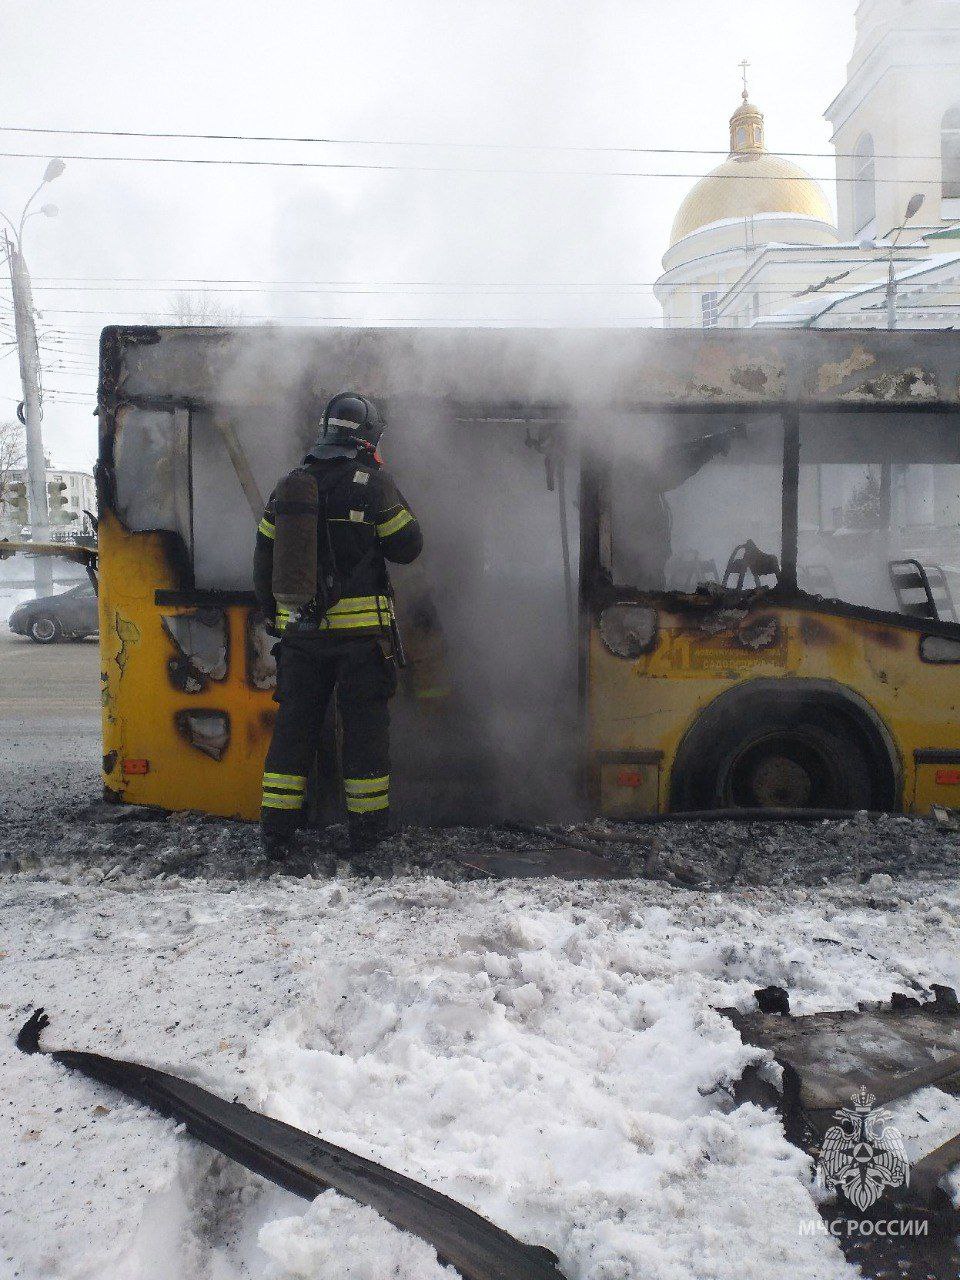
xmin=736 ymin=126 xmax=748 ymax=149
xmin=853 ymin=134 xmax=876 ymax=232
xmin=701 ymin=291 xmax=719 ymax=328
xmin=942 ymin=108 xmax=960 ymax=201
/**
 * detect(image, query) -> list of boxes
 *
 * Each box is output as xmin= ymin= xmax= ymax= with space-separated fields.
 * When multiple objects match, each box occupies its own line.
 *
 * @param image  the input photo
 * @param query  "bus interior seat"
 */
xmin=889 ymin=559 xmax=958 ymax=624
xmin=723 ymin=541 xmax=781 ymax=593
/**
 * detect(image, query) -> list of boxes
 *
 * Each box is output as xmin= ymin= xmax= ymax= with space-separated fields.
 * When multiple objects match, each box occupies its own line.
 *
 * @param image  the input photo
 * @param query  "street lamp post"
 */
xmin=1 ymin=159 xmax=65 ymax=591
xmin=860 ymin=192 xmax=926 ymax=331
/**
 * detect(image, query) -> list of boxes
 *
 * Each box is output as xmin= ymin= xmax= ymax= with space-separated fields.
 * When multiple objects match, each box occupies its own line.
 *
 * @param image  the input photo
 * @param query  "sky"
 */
xmin=0 ymin=0 xmax=858 ymax=471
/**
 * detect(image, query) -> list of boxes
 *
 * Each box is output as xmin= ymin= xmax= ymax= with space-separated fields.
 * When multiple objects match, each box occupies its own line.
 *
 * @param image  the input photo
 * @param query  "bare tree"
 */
xmin=168 ymin=292 xmax=246 ymax=326
xmin=0 ymin=419 xmax=26 ymax=519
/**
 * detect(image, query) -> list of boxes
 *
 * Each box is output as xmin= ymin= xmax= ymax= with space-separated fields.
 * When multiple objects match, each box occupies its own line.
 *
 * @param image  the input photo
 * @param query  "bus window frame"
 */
xmin=578 ymin=398 xmax=960 ymax=647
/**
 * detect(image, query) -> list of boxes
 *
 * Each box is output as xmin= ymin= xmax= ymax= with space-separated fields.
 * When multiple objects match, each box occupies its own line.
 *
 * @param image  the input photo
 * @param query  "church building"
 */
xmin=655 ymin=0 xmax=960 ymax=329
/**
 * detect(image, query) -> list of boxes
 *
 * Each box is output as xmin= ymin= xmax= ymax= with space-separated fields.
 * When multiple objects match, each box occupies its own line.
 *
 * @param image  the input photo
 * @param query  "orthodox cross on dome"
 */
xmin=730 ymin=61 xmax=764 ymax=155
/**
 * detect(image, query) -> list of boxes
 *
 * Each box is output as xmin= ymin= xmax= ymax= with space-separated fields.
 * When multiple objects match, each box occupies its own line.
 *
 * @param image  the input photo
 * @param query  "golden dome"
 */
xmin=669 ymin=93 xmax=834 ymax=248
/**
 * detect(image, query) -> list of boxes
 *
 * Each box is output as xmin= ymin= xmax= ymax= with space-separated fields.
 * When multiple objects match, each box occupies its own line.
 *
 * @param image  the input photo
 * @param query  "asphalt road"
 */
xmin=0 ymin=628 xmax=100 ymax=717
xmin=0 ymin=628 xmax=102 ymax=823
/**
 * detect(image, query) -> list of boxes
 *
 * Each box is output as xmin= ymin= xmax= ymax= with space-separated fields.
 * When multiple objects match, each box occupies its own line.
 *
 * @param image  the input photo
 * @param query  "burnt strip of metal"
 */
xmin=595 ymin=750 xmax=664 ymax=766
xmin=780 ymin=406 xmax=801 ymax=596
xmin=593 ymin=401 xmax=958 ymax=416
xmin=915 ymin=749 xmax=960 ymax=765
xmin=577 ymin=450 xmax=605 ymax=703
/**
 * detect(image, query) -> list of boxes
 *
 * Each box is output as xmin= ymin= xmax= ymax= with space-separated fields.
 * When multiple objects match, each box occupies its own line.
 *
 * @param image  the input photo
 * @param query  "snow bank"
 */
xmin=259 ymin=1192 xmax=458 ymax=1279
xmin=3 ymin=871 xmax=959 ymax=1279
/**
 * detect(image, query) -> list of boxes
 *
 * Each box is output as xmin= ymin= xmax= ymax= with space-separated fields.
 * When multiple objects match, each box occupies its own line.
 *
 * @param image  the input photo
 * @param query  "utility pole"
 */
xmin=4 ymin=230 xmax=51 ymax=589
xmin=885 ymin=250 xmax=898 ymax=331
xmin=1 ymin=159 xmax=65 ymax=593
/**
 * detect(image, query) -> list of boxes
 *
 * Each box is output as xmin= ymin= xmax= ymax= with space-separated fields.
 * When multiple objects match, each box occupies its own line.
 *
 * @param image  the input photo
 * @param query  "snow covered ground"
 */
xmin=4 ymin=862 xmax=960 ymax=1280
xmin=3 ymin=666 xmax=959 ymax=1279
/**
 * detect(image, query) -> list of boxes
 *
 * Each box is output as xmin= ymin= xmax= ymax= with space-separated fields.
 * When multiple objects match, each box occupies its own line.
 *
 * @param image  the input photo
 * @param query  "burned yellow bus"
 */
xmin=95 ymin=326 xmax=960 ymax=822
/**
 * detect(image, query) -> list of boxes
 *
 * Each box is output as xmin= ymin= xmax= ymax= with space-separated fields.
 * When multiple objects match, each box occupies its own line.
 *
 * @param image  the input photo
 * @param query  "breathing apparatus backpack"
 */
xmin=271 ymin=465 xmax=379 ymax=628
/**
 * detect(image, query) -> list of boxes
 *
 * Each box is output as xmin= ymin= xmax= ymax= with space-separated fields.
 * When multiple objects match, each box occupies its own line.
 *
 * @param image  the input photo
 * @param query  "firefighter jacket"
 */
xmin=254 ymin=454 xmax=422 ymax=638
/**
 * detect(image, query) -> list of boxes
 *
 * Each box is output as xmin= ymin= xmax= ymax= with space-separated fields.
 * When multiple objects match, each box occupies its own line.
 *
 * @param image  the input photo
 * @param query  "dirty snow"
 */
xmin=3 ymin=860 xmax=960 ymax=1280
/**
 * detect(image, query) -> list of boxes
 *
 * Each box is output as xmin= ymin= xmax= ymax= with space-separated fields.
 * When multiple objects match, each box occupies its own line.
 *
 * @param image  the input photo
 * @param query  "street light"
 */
xmin=859 ymin=192 xmax=926 ymax=330
xmin=4 ymin=156 xmax=66 ymax=244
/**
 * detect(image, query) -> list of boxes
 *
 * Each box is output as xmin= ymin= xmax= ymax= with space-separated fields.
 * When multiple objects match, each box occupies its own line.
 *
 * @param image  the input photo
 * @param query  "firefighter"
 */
xmin=253 ymin=392 xmax=422 ymax=874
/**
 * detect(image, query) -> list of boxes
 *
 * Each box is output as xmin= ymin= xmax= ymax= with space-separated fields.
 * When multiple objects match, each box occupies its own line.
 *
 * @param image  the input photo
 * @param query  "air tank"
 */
xmin=272 ymin=469 xmax=319 ymax=611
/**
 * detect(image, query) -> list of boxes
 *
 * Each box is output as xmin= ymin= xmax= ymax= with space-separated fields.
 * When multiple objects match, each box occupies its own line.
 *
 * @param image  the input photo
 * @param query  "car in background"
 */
xmin=8 ymin=579 xmax=99 ymax=643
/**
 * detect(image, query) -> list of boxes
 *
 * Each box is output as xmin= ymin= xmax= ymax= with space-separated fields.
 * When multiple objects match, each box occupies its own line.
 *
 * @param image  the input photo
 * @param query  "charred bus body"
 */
xmin=96 ymin=326 xmax=960 ymax=822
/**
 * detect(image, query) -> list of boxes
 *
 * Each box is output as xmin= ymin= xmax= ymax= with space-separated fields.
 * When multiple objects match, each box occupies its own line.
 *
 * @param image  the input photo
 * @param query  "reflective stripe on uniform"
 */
xmin=344 ymin=775 xmax=389 ymax=814
xmin=327 ymin=595 xmax=392 ymax=616
xmin=263 ymin=772 xmax=306 ymax=792
xmin=276 ymin=606 xmax=292 ymax=632
xmin=258 ymin=516 xmax=276 ymax=540
xmin=317 ymin=594 xmax=393 ymax=631
xmin=346 ymin=793 xmax=390 ymax=813
xmin=261 ymin=792 xmax=305 ymax=810
xmin=262 ymin=771 xmax=307 ymax=810
xmin=319 ymin=613 xmax=383 ymax=630
xmin=376 ymin=508 xmax=413 ymax=539
xmin=344 ymin=775 xmax=389 ymax=796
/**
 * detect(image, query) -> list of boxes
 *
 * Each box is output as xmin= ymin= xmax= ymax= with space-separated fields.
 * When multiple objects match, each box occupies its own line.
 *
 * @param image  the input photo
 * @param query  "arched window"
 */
xmin=943 ymin=108 xmax=960 ymax=201
xmin=853 ymin=134 xmax=876 ymax=232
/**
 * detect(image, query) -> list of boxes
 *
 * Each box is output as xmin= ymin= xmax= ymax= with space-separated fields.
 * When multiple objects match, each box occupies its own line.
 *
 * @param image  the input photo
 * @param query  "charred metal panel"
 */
xmin=99 ymin=327 xmax=960 ymax=424
xmin=727 ymin=988 xmax=960 ymax=1118
xmin=737 ymin=615 xmax=781 ymax=651
xmin=175 ymin=709 xmax=230 ymax=760
xmin=245 ymin=611 xmax=277 ymax=690
xmin=725 ymin=988 xmax=960 ymax=1276
xmin=162 ymin=609 xmax=228 ymax=692
xmin=456 ymin=849 xmax=622 ymax=879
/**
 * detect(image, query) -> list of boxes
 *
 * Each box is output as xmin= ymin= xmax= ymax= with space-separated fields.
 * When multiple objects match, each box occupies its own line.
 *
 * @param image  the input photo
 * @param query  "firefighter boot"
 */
xmin=258 ymin=833 xmax=316 ymax=879
xmin=258 ymin=816 xmax=315 ymax=878
xmin=348 ymin=812 xmax=394 ymax=877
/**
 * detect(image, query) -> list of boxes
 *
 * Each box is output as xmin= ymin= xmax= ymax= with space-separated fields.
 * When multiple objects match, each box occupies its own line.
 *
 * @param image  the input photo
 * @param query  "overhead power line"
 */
xmin=0 ymin=122 xmax=948 ymax=164
xmin=0 ymin=146 xmax=937 ymax=185
xmin=35 ymin=306 xmax=675 ymax=323
xmin=24 ymin=267 xmax=957 ymax=297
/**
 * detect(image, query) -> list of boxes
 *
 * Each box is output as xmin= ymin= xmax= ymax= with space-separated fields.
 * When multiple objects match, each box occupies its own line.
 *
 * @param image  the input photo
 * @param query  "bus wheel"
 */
xmin=670 ymin=682 xmax=896 ymax=813
xmin=719 ymin=723 xmax=868 ymax=809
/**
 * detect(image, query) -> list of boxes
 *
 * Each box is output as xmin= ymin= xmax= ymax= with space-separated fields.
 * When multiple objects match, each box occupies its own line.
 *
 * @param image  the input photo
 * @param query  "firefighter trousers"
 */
xmin=260 ymin=633 xmax=397 ymax=838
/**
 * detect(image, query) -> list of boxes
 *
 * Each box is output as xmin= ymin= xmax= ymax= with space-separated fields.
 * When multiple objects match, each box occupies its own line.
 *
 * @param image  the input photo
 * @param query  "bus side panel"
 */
xmin=98 ymin=512 xmax=272 ymax=820
xmin=586 ymin=602 xmax=960 ymax=816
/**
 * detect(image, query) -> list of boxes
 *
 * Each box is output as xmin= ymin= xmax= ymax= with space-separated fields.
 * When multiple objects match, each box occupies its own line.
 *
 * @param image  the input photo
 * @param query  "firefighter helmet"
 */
xmin=321 ymin=392 xmax=386 ymax=452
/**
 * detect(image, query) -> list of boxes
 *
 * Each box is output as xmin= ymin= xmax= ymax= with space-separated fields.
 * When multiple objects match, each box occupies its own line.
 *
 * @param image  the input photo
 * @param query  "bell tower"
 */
xmin=826 ymin=0 xmax=960 ymax=237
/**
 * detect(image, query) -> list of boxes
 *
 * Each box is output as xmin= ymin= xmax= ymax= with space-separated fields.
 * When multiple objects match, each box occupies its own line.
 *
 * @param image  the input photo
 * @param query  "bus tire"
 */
xmin=669 ymin=679 xmax=899 ymax=813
